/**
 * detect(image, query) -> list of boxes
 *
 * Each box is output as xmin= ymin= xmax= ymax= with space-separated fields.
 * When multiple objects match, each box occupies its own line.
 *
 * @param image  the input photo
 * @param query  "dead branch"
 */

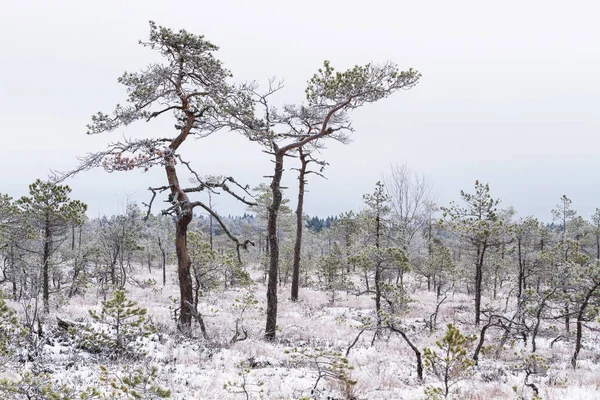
xmin=189 ymin=200 xmax=255 ymax=263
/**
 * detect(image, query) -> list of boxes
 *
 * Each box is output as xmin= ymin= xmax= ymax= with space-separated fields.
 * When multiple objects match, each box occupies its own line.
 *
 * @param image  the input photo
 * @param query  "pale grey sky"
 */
xmin=1 ymin=0 xmax=599 ymax=221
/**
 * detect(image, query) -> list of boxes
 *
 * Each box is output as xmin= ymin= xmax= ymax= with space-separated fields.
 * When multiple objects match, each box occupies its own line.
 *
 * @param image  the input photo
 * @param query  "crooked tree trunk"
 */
xmin=389 ymin=324 xmax=423 ymax=381
xmin=473 ymin=317 xmax=495 ymax=364
xmin=165 ymin=102 xmax=198 ymax=330
xmin=532 ymin=287 xmax=556 ymax=353
xmin=571 ymin=283 xmax=599 ymax=369
xmin=572 ymin=311 xmax=584 ymax=369
xmin=291 ymin=149 xmax=308 ymax=301
xmin=265 ymin=151 xmax=284 ymax=340
xmin=175 ymin=204 xmax=194 ymax=328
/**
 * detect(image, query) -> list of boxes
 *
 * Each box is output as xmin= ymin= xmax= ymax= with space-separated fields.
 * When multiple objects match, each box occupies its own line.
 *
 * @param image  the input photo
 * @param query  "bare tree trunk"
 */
xmin=571 ymin=284 xmax=599 ymax=368
xmin=374 ymin=213 xmax=382 ymax=333
xmin=175 ymin=207 xmax=194 ymax=328
xmin=572 ymin=310 xmax=584 ymax=369
xmin=564 ymin=291 xmax=570 ymax=334
xmin=389 ymin=324 xmax=423 ymax=381
xmin=42 ymin=218 xmax=51 ymax=313
xmin=166 ymin=107 xmax=197 ymax=330
xmin=208 ymin=191 xmax=214 ymax=250
xmin=110 ymin=245 xmax=119 ymax=286
xmin=531 ymin=297 xmax=546 ymax=352
xmin=265 ymin=151 xmax=284 ymax=340
xmin=530 ymin=291 xmax=556 ymax=354
xmin=472 ymin=317 xmax=494 ymax=364
xmin=10 ymin=242 xmax=17 ymax=301
xmin=158 ymin=236 xmax=166 ymax=286
xmin=517 ymin=239 xmax=524 ymax=299
xmin=474 ymin=242 xmax=487 ymax=326
xmin=291 ymin=149 xmax=308 ymax=301
xmin=345 ymin=233 xmax=351 ymax=273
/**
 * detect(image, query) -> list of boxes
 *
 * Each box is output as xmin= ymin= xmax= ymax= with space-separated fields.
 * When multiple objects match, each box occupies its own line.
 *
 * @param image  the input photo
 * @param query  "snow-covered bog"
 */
xmin=0 ymin=266 xmax=599 ymax=400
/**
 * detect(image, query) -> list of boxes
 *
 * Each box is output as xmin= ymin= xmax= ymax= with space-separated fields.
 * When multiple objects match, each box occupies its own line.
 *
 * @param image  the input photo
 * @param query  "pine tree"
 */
xmin=17 ymin=180 xmax=87 ymax=312
xmin=423 ymin=324 xmax=476 ymax=399
xmin=80 ymin=290 xmax=156 ymax=357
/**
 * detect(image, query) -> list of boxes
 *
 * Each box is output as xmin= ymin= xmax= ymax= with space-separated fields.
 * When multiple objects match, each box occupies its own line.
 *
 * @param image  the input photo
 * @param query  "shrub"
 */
xmin=423 ymin=324 xmax=476 ymax=399
xmin=79 ymin=290 xmax=156 ymax=358
xmin=287 ymin=347 xmax=357 ymax=399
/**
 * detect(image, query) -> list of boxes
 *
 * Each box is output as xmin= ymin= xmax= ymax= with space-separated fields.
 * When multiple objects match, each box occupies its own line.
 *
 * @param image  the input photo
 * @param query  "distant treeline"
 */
xmin=305 ymin=215 xmax=338 ymax=232
xmin=195 ymin=213 xmax=337 ymax=234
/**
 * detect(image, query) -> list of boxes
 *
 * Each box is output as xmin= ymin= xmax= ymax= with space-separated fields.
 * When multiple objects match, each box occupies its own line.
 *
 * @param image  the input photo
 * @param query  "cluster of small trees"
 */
xmin=0 ymin=180 xmax=86 ymax=314
xmin=299 ymin=177 xmax=599 ymax=396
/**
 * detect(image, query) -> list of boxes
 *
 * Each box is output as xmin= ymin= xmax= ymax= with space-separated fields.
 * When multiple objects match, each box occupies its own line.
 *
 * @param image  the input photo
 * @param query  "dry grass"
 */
xmin=3 ymin=264 xmax=600 ymax=400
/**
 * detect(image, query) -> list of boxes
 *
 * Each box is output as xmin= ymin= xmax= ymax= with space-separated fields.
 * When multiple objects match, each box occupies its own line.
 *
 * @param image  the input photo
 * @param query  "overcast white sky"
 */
xmin=1 ymin=0 xmax=599 ymax=221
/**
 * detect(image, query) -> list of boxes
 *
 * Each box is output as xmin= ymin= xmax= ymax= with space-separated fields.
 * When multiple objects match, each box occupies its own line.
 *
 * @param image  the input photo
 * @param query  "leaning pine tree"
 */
xmin=55 ymin=22 xmax=256 ymax=330
xmin=234 ymin=61 xmax=421 ymax=339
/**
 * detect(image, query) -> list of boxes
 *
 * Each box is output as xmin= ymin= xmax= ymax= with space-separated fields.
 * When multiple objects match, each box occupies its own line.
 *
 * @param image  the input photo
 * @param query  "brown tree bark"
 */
xmin=291 ymin=148 xmax=308 ymax=301
xmin=166 ymin=99 xmax=197 ymax=329
xmin=265 ymin=150 xmax=284 ymax=340
xmin=173 ymin=196 xmax=194 ymax=328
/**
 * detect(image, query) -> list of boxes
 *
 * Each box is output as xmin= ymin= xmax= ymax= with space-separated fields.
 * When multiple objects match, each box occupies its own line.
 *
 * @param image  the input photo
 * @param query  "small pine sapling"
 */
xmin=0 ymin=370 xmax=77 ymax=400
xmin=80 ymin=364 xmax=171 ymax=399
xmin=317 ymin=247 xmax=353 ymax=304
xmin=0 ymin=290 xmax=26 ymax=357
xmin=80 ymin=290 xmax=156 ymax=358
xmin=229 ymin=291 xmax=259 ymax=344
xmin=423 ymin=323 xmax=476 ymax=399
xmin=223 ymin=360 xmax=265 ymax=400
xmin=512 ymin=353 xmax=547 ymax=400
xmin=287 ymin=347 xmax=357 ymax=399
xmin=167 ymin=296 xmax=179 ymax=325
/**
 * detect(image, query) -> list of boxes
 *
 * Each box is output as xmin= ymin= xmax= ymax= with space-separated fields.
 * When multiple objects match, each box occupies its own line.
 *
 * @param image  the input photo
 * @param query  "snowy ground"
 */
xmin=4 ymin=267 xmax=600 ymax=400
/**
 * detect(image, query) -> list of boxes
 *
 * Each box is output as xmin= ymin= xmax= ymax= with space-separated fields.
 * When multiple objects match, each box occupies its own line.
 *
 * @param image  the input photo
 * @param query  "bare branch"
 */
xmin=189 ymin=200 xmax=255 ymax=263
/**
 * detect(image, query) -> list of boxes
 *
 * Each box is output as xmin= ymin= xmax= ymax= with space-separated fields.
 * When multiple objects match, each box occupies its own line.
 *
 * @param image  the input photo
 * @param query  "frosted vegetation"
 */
xmin=1 ymin=178 xmax=599 ymax=399
xmin=1 ymin=22 xmax=599 ymax=400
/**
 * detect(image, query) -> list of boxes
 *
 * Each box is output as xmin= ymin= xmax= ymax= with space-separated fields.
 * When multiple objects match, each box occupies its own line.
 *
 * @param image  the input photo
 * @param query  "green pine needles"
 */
xmin=0 ymin=290 xmax=25 ymax=356
xmin=79 ymin=290 xmax=156 ymax=358
xmin=423 ymin=324 xmax=476 ymax=399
